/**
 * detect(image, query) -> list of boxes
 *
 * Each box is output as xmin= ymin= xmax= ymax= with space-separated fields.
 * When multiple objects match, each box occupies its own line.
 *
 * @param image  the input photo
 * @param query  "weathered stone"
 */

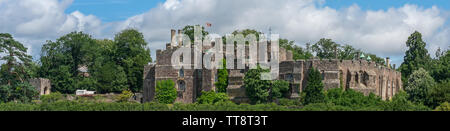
xmin=143 ymin=29 xmax=403 ymax=103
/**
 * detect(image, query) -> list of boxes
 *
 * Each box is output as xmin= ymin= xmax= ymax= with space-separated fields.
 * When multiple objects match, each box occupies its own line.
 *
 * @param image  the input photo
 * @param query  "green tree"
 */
xmin=0 ymin=33 xmax=33 ymax=85
xmin=93 ymin=61 xmax=128 ymax=93
xmin=40 ymin=32 xmax=97 ymax=93
xmin=113 ymin=29 xmax=152 ymax=93
xmin=279 ymin=38 xmax=313 ymax=60
xmin=244 ymin=66 xmax=272 ymax=104
xmin=271 ymin=80 xmax=290 ymax=99
xmin=215 ymin=59 xmax=228 ymax=93
xmin=429 ymin=49 xmax=449 ymax=82
xmin=303 ymin=67 xmax=325 ymax=105
xmin=383 ymin=91 xmax=430 ymax=111
xmin=244 ymin=66 xmax=291 ymax=104
xmin=338 ymin=45 xmax=358 ymax=60
xmin=399 ymin=31 xmax=431 ymax=80
xmin=405 ymin=68 xmax=435 ymax=105
xmin=312 ymin=38 xmax=340 ymax=59
xmin=155 ymin=80 xmax=177 ymax=104
xmin=428 ymin=80 xmax=450 ymax=108
xmin=182 ymin=25 xmax=209 ymax=43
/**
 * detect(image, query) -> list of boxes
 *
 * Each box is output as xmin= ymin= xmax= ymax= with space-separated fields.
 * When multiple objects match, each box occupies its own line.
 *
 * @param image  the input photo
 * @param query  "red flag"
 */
xmin=206 ymin=22 xmax=212 ymax=27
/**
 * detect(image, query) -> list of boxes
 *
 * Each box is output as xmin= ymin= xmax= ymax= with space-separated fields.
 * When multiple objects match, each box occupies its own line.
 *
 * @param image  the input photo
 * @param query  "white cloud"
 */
xmin=0 ymin=0 xmax=448 ymax=66
xmin=0 ymin=0 xmax=105 ymax=60
xmin=115 ymin=0 xmax=449 ymax=66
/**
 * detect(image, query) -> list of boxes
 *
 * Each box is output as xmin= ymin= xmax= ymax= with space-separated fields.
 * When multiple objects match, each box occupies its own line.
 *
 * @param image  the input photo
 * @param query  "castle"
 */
xmin=143 ymin=29 xmax=403 ymax=103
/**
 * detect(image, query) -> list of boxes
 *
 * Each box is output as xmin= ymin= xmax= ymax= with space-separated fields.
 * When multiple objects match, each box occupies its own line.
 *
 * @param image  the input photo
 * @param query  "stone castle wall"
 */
xmin=143 ymin=29 xmax=403 ymax=103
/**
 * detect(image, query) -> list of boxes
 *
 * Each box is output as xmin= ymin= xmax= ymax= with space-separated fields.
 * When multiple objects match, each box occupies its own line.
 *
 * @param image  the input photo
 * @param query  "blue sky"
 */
xmin=66 ymin=0 xmax=450 ymax=22
xmin=66 ymin=0 xmax=166 ymax=21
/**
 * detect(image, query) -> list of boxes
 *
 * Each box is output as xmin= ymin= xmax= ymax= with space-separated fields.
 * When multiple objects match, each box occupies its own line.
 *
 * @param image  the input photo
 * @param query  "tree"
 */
xmin=399 ymin=31 xmax=431 ymax=80
xmin=270 ymin=80 xmax=290 ymax=99
xmin=244 ymin=66 xmax=272 ymax=104
xmin=113 ymin=29 xmax=152 ymax=93
xmin=40 ymin=32 xmax=97 ymax=93
xmin=215 ymin=59 xmax=228 ymax=93
xmin=155 ymin=80 xmax=177 ymax=104
xmin=244 ymin=65 xmax=290 ymax=104
xmin=182 ymin=25 xmax=209 ymax=43
xmin=312 ymin=38 xmax=340 ymax=59
xmin=0 ymin=83 xmax=38 ymax=103
xmin=93 ymin=61 xmax=128 ymax=93
xmin=0 ymin=33 xmax=33 ymax=85
xmin=429 ymin=49 xmax=449 ymax=82
xmin=405 ymin=68 xmax=435 ymax=105
xmin=279 ymin=38 xmax=313 ymax=60
xmin=338 ymin=45 xmax=358 ymax=60
xmin=428 ymin=80 xmax=450 ymax=108
xmin=303 ymin=67 xmax=325 ymax=105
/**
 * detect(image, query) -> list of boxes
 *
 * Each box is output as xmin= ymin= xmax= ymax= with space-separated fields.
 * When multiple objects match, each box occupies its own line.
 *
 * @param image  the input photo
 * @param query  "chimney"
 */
xmin=393 ymin=64 xmax=396 ymax=70
xmin=178 ymin=29 xmax=182 ymax=46
xmin=171 ymin=29 xmax=176 ymax=46
xmin=386 ymin=57 xmax=390 ymax=69
xmin=356 ymin=52 xmax=361 ymax=60
xmin=334 ymin=46 xmax=338 ymax=59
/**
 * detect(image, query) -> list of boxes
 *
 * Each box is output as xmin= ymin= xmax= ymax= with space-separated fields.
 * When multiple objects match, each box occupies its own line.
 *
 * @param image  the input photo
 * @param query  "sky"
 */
xmin=0 ymin=0 xmax=449 ymax=66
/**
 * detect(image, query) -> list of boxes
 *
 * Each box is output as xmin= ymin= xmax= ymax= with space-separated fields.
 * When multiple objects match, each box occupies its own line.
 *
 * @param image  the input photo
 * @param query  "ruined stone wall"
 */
xmin=29 ymin=78 xmax=51 ymax=95
xmin=143 ymin=29 xmax=402 ymax=104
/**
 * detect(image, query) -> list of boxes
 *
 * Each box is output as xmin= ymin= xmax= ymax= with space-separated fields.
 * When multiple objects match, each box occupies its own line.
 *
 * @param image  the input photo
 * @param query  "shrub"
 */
xmin=303 ymin=67 xmax=325 ymax=105
xmin=277 ymin=98 xmax=302 ymax=106
xmin=40 ymin=92 xmax=64 ymax=103
xmin=215 ymin=59 xmax=228 ymax=93
xmin=155 ymin=80 xmax=177 ymax=104
xmin=116 ymin=90 xmax=133 ymax=102
xmin=434 ymin=102 xmax=450 ymax=111
xmin=196 ymin=91 xmax=231 ymax=104
xmin=271 ymin=80 xmax=290 ymax=99
xmin=383 ymin=91 xmax=430 ymax=111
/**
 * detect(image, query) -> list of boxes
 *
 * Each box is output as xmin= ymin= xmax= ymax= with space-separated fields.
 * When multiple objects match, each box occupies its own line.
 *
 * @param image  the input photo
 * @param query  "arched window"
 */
xmin=178 ymin=81 xmax=186 ymax=91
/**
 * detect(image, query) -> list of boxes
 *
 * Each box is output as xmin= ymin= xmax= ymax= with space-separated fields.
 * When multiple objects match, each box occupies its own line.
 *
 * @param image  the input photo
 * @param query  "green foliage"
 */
xmin=40 ymin=30 xmax=150 ymax=94
xmin=279 ymin=38 xmax=313 ymax=60
xmin=428 ymin=80 xmax=450 ymax=108
xmin=215 ymin=59 xmax=228 ymax=93
xmin=244 ymin=66 xmax=272 ymax=104
xmin=93 ymin=61 xmax=128 ymax=93
xmin=116 ymin=90 xmax=133 ymax=103
xmin=312 ymin=38 xmax=339 ymax=59
xmin=429 ymin=49 xmax=449 ymax=82
xmin=40 ymin=32 xmax=97 ymax=93
xmin=325 ymin=88 xmax=383 ymax=108
xmin=271 ymin=80 xmax=290 ymax=99
xmin=113 ymin=29 xmax=152 ymax=93
xmin=182 ymin=25 xmax=209 ymax=43
xmin=196 ymin=91 xmax=231 ymax=104
xmin=383 ymin=91 xmax=430 ymax=111
xmin=155 ymin=80 xmax=177 ymax=104
xmin=0 ymin=33 xmax=33 ymax=85
xmin=277 ymin=98 xmax=302 ymax=106
xmin=399 ymin=31 xmax=432 ymax=80
xmin=434 ymin=102 xmax=450 ymax=111
xmin=303 ymin=67 xmax=325 ymax=105
xmin=243 ymin=66 xmax=289 ymax=104
xmin=0 ymin=83 xmax=38 ymax=103
xmin=40 ymin=92 xmax=64 ymax=103
xmin=405 ymin=68 xmax=435 ymax=105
